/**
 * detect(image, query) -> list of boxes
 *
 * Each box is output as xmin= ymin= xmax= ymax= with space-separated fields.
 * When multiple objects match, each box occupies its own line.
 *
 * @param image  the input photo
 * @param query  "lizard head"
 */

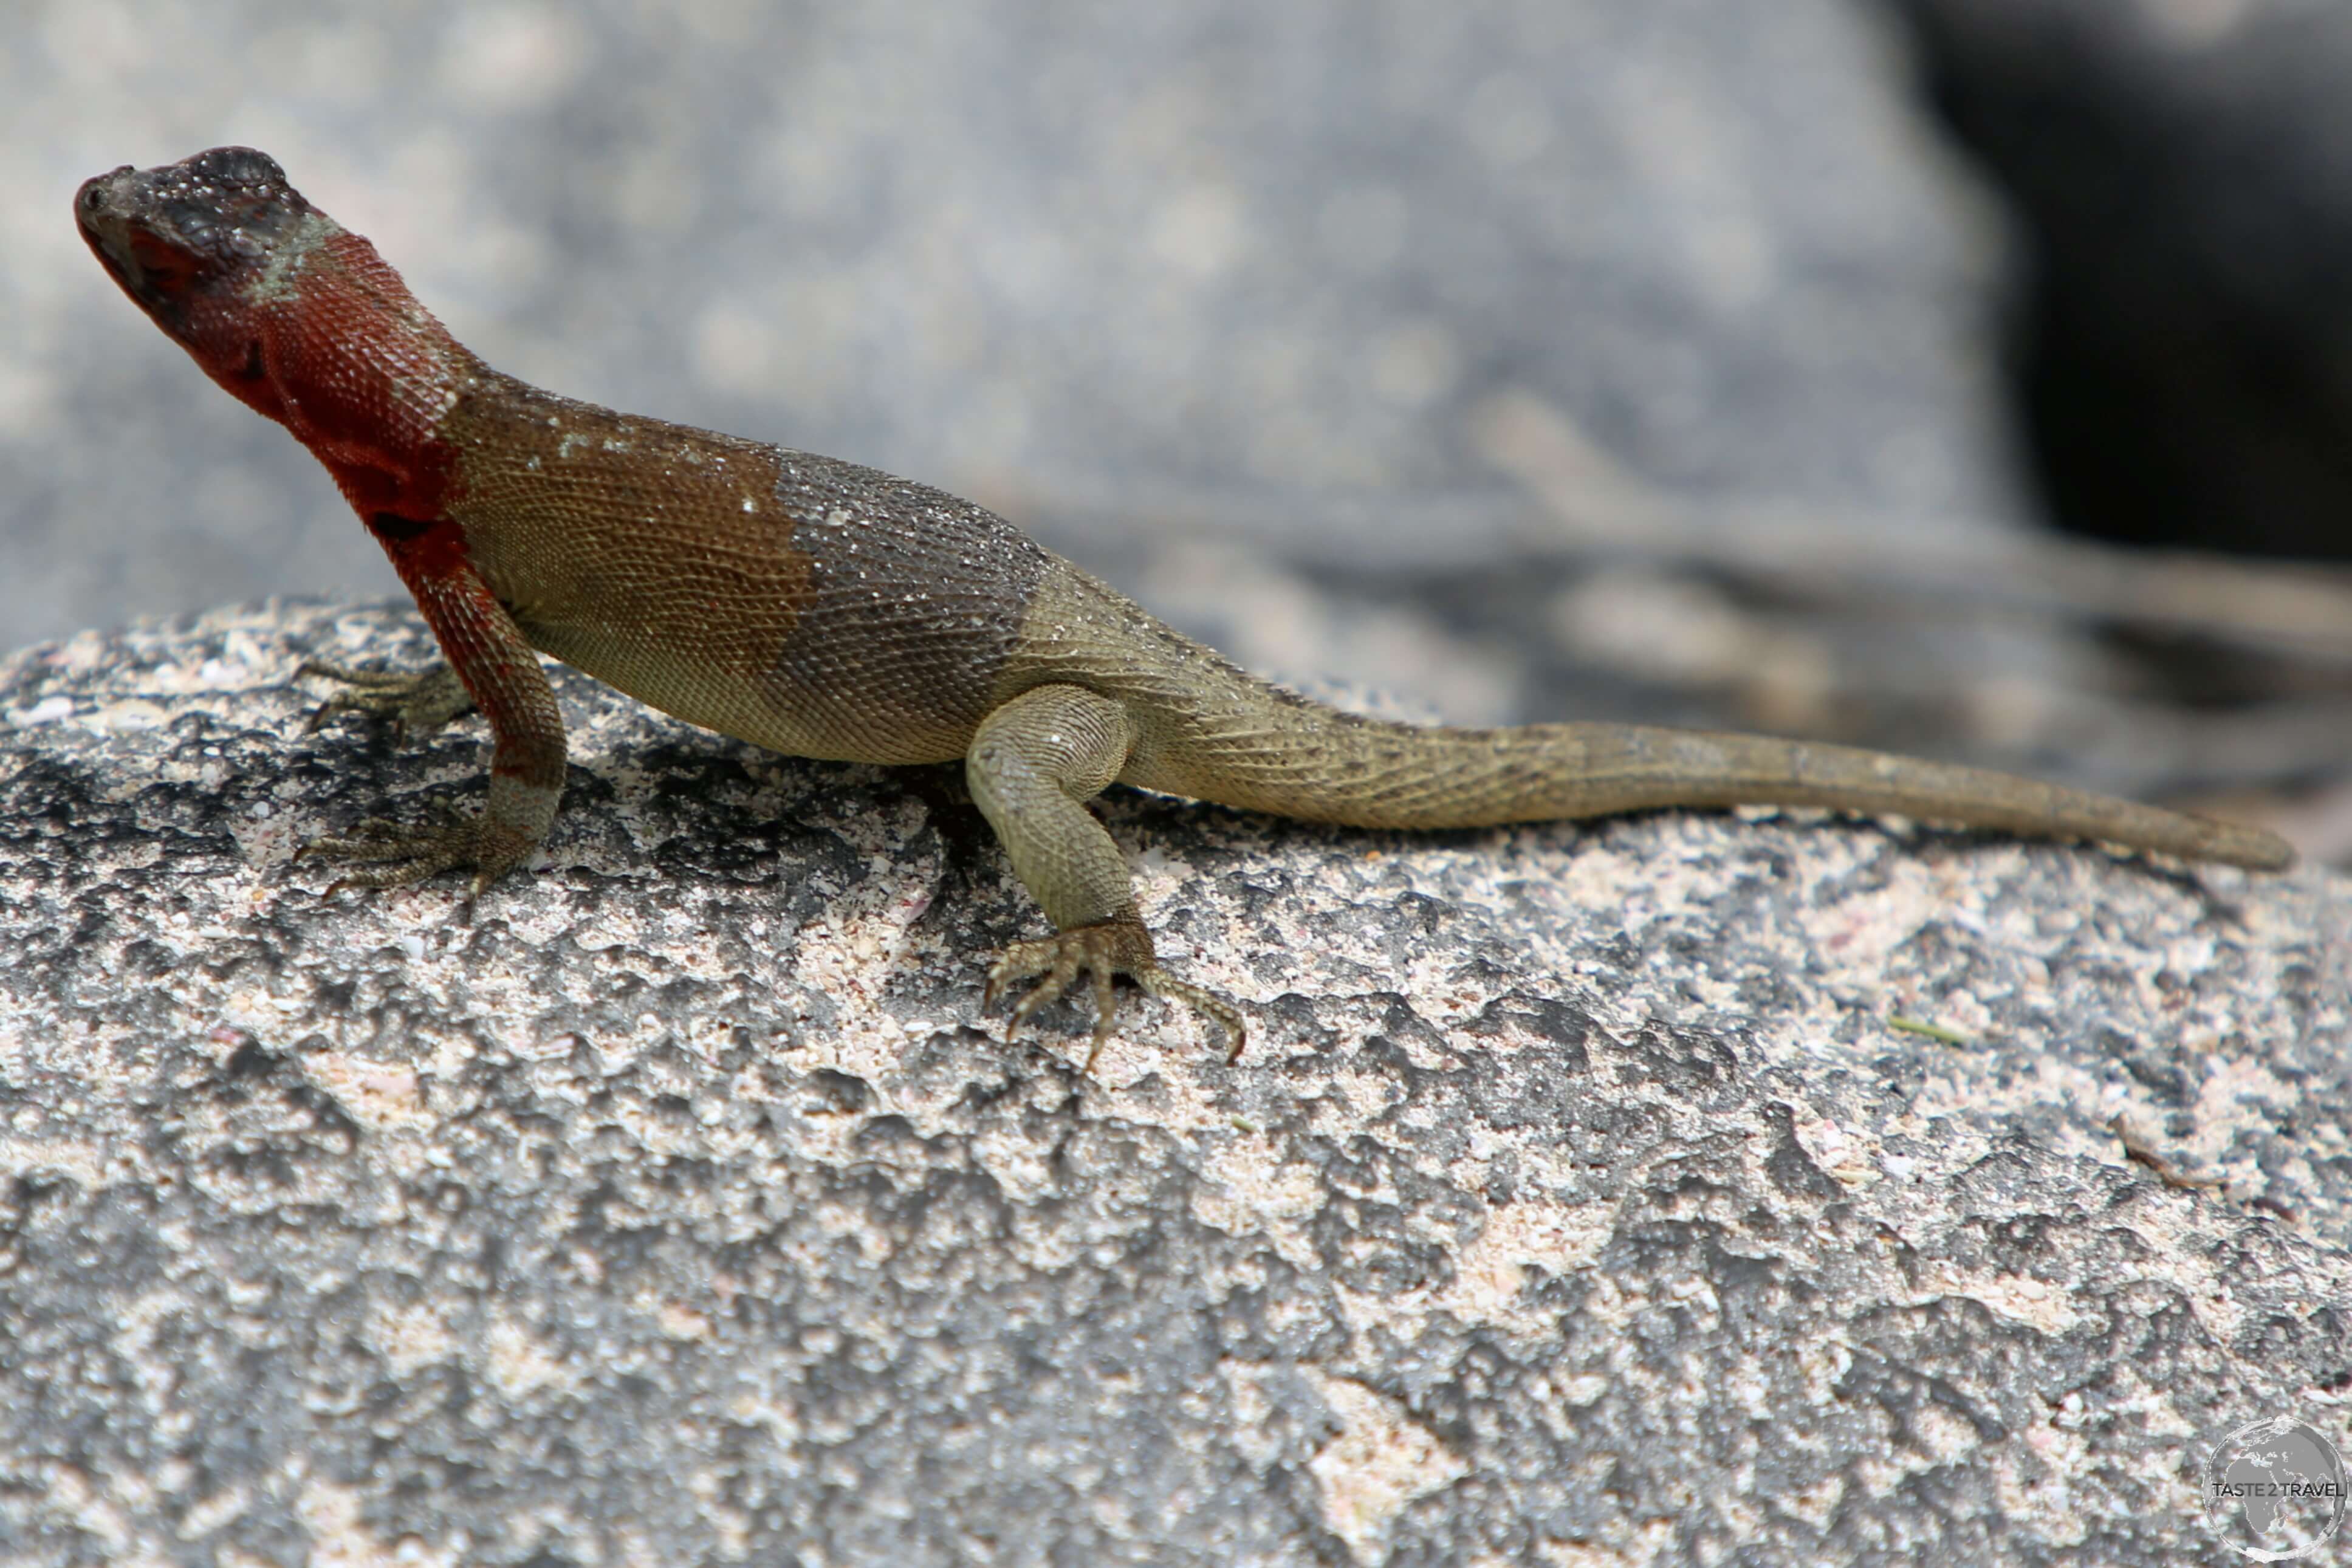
xmin=75 ymin=148 xmax=469 ymax=454
xmin=76 ymin=148 xmax=326 ymax=337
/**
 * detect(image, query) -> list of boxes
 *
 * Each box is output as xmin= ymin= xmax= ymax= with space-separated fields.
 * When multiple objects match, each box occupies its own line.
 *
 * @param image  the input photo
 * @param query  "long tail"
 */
xmin=1013 ymin=564 xmax=2292 ymax=871
xmin=1115 ymin=669 xmax=2292 ymax=871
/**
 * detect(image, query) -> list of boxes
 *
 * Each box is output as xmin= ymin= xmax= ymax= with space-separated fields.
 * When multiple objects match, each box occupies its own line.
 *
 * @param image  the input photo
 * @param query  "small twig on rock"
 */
xmin=2108 ymin=1115 xmax=2227 ymax=1192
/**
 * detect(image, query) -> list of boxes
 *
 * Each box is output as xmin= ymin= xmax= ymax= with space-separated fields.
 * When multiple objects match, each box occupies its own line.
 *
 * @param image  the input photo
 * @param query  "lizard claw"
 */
xmin=298 ymin=659 xmax=474 ymax=740
xmin=984 ymin=917 xmax=1246 ymax=1070
xmin=298 ymin=801 xmax=530 ymax=896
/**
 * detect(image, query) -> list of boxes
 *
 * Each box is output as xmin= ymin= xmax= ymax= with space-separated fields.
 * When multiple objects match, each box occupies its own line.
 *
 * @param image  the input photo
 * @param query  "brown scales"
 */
xmin=76 ymin=146 xmax=2295 ymax=1064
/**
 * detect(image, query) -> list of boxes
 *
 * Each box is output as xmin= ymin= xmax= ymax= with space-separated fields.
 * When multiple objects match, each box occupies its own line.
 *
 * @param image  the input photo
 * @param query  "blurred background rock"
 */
xmin=1901 ymin=0 xmax=2352 ymax=563
xmin=6 ymin=0 xmax=2347 ymax=851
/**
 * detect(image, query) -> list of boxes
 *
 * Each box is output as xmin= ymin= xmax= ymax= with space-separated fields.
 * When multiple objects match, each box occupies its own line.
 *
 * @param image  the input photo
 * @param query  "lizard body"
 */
xmin=76 ymin=148 xmax=2293 ymax=1060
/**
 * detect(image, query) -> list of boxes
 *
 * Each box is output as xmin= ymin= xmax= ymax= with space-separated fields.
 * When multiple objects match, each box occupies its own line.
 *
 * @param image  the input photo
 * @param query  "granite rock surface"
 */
xmin=2 ymin=603 xmax=2347 ymax=1566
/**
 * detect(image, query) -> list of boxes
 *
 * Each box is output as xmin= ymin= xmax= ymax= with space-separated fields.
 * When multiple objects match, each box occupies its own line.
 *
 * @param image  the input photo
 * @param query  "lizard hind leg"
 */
xmin=966 ymin=683 xmax=1245 ymax=1067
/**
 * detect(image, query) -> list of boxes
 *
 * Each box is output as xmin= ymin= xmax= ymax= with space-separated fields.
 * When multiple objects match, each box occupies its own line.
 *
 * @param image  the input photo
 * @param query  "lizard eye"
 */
xmin=77 ymin=166 xmax=134 ymax=214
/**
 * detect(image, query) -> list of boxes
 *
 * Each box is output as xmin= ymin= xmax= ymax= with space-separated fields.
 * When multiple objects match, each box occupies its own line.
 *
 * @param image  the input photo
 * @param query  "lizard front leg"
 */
xmin=965 ymin=683 xmax=1244 ymax=1067
xmin=301 ymin=520 xmax=566 ymax=893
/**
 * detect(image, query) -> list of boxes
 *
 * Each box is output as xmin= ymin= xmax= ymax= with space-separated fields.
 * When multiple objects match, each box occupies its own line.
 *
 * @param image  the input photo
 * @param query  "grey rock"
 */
xmin=2 ymin=603 xmax=2347 ymax=1566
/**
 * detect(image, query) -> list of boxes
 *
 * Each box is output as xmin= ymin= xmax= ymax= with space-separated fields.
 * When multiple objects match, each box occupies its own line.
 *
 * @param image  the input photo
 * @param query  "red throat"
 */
xmin=250 ymin=230 xmax=474 ymax=524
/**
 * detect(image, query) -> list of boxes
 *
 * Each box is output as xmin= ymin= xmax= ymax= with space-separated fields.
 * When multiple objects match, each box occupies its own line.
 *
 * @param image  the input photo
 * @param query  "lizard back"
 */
xmin=447 ymin=373 xmax=1052 ymax=765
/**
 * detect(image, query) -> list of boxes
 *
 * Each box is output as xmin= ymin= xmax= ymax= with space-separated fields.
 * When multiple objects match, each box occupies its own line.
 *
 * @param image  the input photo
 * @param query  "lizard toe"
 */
xmin=981 ymin=920 xmax=1246 ymax=1068
xmin=1135 ymin=971 xmax=1249 ymax=1063
xmin=298 ymin=660 xmax=474 ymax=740
xmin=299 ymin=802 xmax=533 ymax=895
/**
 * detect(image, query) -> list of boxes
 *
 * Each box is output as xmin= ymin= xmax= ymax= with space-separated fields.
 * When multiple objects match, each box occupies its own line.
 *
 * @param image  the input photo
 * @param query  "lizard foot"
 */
xmin=298 ymin=660 xmax=474 ymax=740
xmin=983 ymin=917 xmax=1246 ymax=1070
xmin=298 ymin=803 xmax=534 ymax=896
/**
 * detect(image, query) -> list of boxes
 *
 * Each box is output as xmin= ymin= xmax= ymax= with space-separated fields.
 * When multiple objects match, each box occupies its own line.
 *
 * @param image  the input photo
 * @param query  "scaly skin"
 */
xmin=76 ymin=148 xmax=2294 ymax=1062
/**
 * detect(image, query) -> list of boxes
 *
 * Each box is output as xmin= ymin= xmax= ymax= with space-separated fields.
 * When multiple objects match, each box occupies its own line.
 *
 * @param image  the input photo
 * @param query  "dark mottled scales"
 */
xmin=764 ymin=456 xmax=1048 ymax=762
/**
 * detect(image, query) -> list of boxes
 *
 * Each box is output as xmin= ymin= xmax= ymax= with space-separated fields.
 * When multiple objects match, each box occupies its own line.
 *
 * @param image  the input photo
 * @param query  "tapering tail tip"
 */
xmin=2195 ymin=820 xmax=2296 ymax=873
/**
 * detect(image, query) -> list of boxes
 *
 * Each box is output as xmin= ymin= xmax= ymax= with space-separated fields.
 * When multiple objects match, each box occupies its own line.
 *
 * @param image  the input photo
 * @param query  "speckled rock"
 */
xmin=2 ymin=603 xmax=2348 ymax=1567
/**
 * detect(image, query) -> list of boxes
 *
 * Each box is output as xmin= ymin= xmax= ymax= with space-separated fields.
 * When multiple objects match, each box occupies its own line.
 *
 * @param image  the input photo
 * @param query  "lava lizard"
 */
xmin=75 ymin=147 xmax=2294 ymax=1062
